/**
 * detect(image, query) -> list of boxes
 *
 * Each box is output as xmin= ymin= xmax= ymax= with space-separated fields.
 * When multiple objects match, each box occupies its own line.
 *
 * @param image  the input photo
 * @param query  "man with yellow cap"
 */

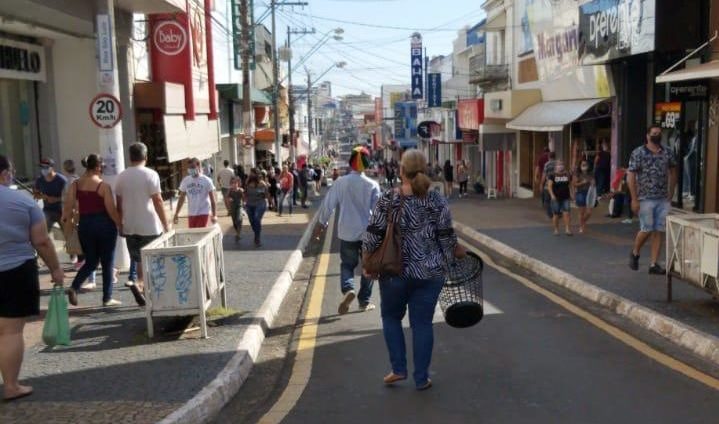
xmin=315 ymin=146 xmax=382 ymax=314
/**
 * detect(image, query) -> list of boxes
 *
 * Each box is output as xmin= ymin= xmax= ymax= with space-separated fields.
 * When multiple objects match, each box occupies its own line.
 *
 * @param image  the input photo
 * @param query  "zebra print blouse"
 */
xmin=362 ymin=189 xmax=457 ymax=280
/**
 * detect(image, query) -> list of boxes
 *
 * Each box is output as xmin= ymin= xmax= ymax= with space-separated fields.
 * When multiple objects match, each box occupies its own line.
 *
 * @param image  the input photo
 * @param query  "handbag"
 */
xmin=64 ymin=224 xmax=82 ymax=256
xmin=363 ymin=191 xmax=404 ymax=276
xmin=42 ymin=285 xmax=71 ymax=347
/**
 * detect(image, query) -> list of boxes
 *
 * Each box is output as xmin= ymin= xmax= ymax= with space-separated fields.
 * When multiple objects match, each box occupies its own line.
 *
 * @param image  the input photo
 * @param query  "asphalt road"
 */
xmin=216 ymin=223 xmax=719 ymax=424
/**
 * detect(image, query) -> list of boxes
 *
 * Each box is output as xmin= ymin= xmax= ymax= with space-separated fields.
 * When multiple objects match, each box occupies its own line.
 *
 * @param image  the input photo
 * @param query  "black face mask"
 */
xmin=649 ymin=135 xmax=662 ymax=144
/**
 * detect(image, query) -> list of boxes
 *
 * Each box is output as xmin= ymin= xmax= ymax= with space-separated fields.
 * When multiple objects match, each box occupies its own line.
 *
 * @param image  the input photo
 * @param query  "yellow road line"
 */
xmin=458 ymin=238 xmax=719 ymax=391
xmin=258 ymin=218 xmax=335 ymax=424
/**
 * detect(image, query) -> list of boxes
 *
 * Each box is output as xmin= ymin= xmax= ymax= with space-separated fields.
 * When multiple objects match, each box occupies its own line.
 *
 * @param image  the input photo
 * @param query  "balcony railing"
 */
xmin=470 ymin=64 xmax=509 ymax=85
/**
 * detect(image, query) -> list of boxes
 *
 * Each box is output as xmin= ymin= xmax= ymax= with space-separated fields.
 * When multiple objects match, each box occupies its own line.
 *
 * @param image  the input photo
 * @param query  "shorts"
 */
xmin=125 ymin=234 xmax=161 ymax=262
xmin=0 ymin=259 xmax=40 ymax=318
xmin=189 ymin=214 xmax=210 ymax=228
xmin=575 ymin=190 xmax=588 ymax=207
xmin=639 ymin=199 xmax=670 ymax=232
xmin=44 ymin=210 xmax=63 ymax=232
xmin=551 ymin=199 xmax=571 ymax=215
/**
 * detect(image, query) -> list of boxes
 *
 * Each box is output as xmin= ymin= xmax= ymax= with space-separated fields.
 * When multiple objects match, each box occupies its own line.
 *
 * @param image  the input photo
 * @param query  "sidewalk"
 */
xmin=450 ymin=196 xmax=719 ymax=344
xmin=0 ymin=193 xmax=322 ymax=424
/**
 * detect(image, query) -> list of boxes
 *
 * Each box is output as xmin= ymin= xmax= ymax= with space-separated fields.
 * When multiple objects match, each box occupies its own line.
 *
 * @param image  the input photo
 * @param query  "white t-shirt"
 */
xmin=179 ymin=174 xmax=215 ymax=216
xmin=217 ymin=167 xmax=234 ymax=189
xmin=115 ymin=165 xmax=164 ymax=236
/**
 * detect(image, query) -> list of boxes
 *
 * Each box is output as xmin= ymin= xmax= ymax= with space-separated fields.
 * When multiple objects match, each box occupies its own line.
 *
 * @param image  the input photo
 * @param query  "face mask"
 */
xmin=40 ymin=168 xmax=50 ymax=177
xmin=189 ymin=168 xmax=198 ymax=177
xmin=649 ymin=135 xmax=662 ymax=144
xmin=555 ymin=166 xmax=565 ymax=173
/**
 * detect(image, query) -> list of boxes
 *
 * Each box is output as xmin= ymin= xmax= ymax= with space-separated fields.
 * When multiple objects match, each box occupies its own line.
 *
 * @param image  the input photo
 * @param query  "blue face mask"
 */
xmin=189 ymin=168 xmax=199 ymax=177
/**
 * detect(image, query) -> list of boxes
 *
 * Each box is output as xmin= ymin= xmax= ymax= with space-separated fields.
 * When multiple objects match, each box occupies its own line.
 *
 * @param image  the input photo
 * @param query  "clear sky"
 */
xmin=255 ymin=0 xmax=486 ymax=97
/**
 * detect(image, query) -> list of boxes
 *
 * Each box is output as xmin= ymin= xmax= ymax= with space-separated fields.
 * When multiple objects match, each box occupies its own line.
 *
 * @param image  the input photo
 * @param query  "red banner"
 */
xmin=457 ymin=99 xmax=484 ymax=131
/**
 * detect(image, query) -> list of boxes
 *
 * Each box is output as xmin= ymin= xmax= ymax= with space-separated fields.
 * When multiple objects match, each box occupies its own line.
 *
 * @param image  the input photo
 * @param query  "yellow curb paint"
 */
xmin=258 ymin=217 xmax=335 ymax=423
xmin=458 ymin=238 xmax=719 ymax=391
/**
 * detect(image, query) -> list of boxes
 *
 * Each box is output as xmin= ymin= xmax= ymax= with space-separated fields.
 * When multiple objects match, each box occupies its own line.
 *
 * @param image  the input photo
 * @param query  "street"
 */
xmin=214 ymin=214 xmax=719 ymax=424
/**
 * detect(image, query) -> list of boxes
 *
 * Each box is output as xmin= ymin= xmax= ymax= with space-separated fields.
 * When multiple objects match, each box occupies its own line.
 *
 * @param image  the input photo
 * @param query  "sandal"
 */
xmin=383 ymin=372 xmax=407 ymax=385
xmin=66 ymin=288 xmax=78 ymax=306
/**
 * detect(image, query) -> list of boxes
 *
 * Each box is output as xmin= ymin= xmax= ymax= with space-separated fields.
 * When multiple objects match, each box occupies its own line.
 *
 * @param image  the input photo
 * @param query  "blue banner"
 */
xmin=411 ymin=33 xmax=423 ymax=99
xmin=427 ymin=73 xmax=441 ymax=107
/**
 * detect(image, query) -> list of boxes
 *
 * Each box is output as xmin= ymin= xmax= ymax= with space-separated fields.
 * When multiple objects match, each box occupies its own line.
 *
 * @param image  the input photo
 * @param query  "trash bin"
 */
xmin=439 ymin=251 xmax=484 ymax=328
xmin=141 ymin=225 xmax=227 ymax=338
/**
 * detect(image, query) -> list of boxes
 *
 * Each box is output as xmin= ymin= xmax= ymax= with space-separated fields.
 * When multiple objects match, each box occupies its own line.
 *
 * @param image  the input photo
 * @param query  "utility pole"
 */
xmin=307 ymin=70 xmax=312 ymax=157
xmin=287 ymin=26 xmax=315 ymax=163
xmin=271 ymin=1 xmax=308 ymax=166
xmin=240 ymin=0 xmax=253 ymax=167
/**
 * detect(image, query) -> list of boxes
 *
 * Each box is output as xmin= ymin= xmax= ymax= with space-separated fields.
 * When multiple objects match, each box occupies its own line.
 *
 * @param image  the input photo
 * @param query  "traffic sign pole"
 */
xmin=96 ymin=0 xmax=128 ymax=268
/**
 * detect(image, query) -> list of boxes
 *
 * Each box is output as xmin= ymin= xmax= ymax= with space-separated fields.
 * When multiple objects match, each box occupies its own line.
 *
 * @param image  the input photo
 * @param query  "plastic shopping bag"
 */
xmin=42 ymin=285 xmax=71 ymax=347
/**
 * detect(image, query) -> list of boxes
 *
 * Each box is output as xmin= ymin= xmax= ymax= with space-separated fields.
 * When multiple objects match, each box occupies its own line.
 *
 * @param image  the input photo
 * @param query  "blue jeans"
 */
xmin=128 ymin=259 xmax=138 ymax=282
xmin=339 ymin=240 xmax=374 ymax=306
xmin=278 ymin=189 xmax=293 ymax=215
xmin=71 ymin=213 xmax=118 ymax=303
xmin=246 ymin=203 xmax=267 ymax=241
xmin=379 ymin=275 xmax=444 ymax=387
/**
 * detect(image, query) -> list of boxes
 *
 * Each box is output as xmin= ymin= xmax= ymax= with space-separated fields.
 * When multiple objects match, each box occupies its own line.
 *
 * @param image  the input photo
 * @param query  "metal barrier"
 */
xmin=666 ymin=214 xmax=719 ymax=302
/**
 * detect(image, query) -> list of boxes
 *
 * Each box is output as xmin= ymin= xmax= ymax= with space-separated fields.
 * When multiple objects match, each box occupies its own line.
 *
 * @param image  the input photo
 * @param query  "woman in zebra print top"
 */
xmin=362 ymin=149 xmax=465 ymax=391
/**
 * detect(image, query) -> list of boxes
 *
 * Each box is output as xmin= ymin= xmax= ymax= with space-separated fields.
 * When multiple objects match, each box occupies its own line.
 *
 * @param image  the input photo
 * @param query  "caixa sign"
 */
xmin=153 ymin=21 xmax=188 ymax=56
xmin=0 ymin=38 xmax=46 ymax=82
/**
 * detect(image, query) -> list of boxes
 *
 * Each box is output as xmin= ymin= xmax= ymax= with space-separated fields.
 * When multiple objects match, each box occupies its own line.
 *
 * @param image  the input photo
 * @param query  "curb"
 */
xmin=454 ymin=221 xmax=719 ymax=366
xmin=158 ymin=210 xmax=321 ymax=424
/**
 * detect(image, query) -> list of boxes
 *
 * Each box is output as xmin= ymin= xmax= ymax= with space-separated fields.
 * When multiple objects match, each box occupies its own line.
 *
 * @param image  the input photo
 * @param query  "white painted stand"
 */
xmin=666 ymin=214 xmax=719 ymax=302
xmin=486 ymin=188 xmax=498 ymax=199
xmin=140 ymin=225 xmax=227 ymax=338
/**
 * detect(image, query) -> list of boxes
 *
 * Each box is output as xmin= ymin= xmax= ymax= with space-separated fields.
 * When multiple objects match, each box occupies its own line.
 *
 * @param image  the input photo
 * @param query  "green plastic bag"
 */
xmin=42 ymin=285 xmax=71 ymax=347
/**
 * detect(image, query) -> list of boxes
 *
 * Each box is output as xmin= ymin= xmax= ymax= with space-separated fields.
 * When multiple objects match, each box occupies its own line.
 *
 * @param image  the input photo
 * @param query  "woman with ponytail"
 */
xmin=62 ymin=154 xmax=122 ymax=307
xmin=362 ymin=149 xmax=465 ymax=391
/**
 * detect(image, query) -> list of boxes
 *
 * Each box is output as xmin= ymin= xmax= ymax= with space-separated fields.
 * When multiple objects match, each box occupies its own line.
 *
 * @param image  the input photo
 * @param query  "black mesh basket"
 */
xmin=439 ymin=251 xmax=484 ymax=328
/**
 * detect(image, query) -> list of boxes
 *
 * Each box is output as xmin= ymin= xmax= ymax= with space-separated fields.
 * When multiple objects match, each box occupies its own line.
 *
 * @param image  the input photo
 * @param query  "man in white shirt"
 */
xmin=217 ymin=160 xmax=235 ymax=213
xmin=116 ymin=143 xmax=170 ymax=304
xmin=174 ymin=157 xmax=217 ymax=228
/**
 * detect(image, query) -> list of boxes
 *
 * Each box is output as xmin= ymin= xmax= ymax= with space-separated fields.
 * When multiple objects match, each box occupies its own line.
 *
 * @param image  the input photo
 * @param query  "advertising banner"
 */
xmin=410 ymin=33 xmax=423 ymax=99
xmin=654 ymin=102 xmax=681 ymax=129
xmin=0 ymin=37 xmax=46 ymax=82
xmin=527 ymin=0 xmax=579 ymax=81
xmin=457 ymin=99 xmax=484 ymax=131
xmin=579 ymin=0 xmax=656 ymax=65
xmin=427 ymin=73 xmax=442 ymax=108
xmin=394 ymin=103 xmax=405 ymax=139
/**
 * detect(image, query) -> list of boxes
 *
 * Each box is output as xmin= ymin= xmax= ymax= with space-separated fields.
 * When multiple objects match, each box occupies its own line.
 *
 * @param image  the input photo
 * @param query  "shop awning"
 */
xmin=506 ymin=98 xmax=608 ymax=132
xmin=485 ymin=11 xmax=506 ymax=31
xmin=217 ymin=84 xmax=272 ymax=105
xmin=656 ymin=61 xmax=719 ymax=84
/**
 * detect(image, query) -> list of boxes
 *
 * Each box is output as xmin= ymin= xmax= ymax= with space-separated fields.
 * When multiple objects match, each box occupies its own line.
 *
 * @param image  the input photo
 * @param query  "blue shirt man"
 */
xmin=316 ymin=147 xmax=381 ymax=314
xmin=35 ymin=158 xmax=67 ymax=232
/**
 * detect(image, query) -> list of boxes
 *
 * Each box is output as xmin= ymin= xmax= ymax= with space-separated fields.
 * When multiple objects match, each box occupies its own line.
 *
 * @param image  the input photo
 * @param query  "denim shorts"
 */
xmin=575 ymin=190 xmax=588 ymax=207
xmin=551 ymin=199 xmax=571 ymax=215
xmin=639 ymin=199 xmax=670 ymax=232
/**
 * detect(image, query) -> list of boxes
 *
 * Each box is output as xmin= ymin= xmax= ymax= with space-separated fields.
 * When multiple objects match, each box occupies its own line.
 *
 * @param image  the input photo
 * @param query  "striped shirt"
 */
xmin=363 ymin=189 xmax=457 ymax=279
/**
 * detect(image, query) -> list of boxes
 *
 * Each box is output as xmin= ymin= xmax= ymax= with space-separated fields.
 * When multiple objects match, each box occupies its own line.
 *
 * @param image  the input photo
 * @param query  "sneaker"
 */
xmin=103 ymin=299 xmax=122 ymax=307
xmin=621 ymin=219 xmax=633 ymax=224
xmin=629 ymin=252 xmax=640 ymax=271
xmin=416 ymin=379 xmax=433 ymax=391
xmin=338 ymin=290 xmax=356 ymax=315
xmin=125 ymin=280 xmax=135 ymax=288
xmin=648 ymin=264 xmax=666 ymax=275
xmin=359 ymin=303 xmax=376 ymax=312
xmin=80 ymin=281 xmax=97 ymax=290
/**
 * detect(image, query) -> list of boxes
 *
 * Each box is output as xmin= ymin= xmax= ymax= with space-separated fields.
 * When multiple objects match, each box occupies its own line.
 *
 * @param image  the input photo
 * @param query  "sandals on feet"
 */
xmin=383 ymin=372 xmax=407 ymax=385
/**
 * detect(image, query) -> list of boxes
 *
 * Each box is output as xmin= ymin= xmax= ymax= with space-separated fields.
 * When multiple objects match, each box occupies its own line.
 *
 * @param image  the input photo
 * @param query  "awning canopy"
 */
xmin=506 ymin=98 xmax=608 ymax=132
xmin=217 ymin=84 xmax=272 ymax=105
xmin=485 ymin=11 xmax=506 ymax=31
xmin=656 ymin=61 xmax=719 ymax=84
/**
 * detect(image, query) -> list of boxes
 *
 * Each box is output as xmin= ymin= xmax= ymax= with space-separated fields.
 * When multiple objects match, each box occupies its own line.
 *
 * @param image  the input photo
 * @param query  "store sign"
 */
xmin=527 ymin=0 xmax=579 ymax=81
xmin=427 ymin=73 xmax=442 ymax=108
xmin=457 ymin=99 xmax=484 ymax=131
xmin=669 ymin=82 xmax=709 ymax=100
xmin=153 ymin=21 xmax=187 ymax=56
xmin=231 ymin=0 xmax=256 ymax=71
xmin=654 ymin=102 xmax=681 ymax=129
xmin=410 ymin=33 xmax=423 ymax=99
xmin=97 ymin=15 xmax=114 ymax=72
xmin=89 ymin=93 xmax=123 ymax=129
xmin=0 ymin=38 xmax=46 ymax=82
xmin=579 ymin=0 xmax=656 ymax=65
xmin=394 ymin=103 xmax=406 ymax=139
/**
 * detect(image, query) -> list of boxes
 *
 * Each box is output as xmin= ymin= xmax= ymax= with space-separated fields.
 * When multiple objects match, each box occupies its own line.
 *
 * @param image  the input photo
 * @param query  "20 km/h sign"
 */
xmin=89 ymin=93 xmax=122 ymax=129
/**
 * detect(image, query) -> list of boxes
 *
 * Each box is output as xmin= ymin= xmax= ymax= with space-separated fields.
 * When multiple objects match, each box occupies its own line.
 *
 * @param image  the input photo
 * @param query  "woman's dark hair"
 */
xmin=81 ymin=154 xmax=102 ymax=170
xmin=247 ymin=173 xmax=259 ymax=186
xmin=0 ymin=154 xmax=9 ymax=173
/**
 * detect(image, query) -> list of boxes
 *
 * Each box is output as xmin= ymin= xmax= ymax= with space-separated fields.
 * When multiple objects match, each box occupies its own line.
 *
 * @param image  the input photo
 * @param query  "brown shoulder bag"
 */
xmin=363 ymin=191 xmax=404 ymax=276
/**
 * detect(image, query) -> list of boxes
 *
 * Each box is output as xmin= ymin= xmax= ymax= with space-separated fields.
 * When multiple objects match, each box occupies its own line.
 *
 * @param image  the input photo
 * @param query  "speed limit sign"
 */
xmin=89 ymin=93 xmax=123 ymax=129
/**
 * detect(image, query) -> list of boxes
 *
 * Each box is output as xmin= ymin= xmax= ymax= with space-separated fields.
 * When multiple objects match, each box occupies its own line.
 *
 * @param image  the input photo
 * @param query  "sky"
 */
xmin=255 ymin=0 xmax=486 ymax=97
